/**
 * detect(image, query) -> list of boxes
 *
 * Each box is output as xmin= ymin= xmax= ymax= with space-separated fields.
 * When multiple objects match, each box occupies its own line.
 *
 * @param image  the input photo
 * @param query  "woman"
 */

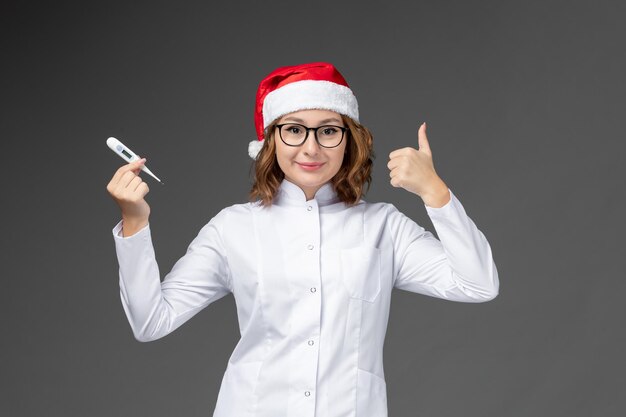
xmin=107 ymin=62 xmax=499 ymax=417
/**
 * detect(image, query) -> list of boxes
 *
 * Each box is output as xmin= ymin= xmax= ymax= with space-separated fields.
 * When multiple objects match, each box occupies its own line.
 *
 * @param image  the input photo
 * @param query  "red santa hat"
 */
xmin=248 ymin=62 xmax=359 ymax=159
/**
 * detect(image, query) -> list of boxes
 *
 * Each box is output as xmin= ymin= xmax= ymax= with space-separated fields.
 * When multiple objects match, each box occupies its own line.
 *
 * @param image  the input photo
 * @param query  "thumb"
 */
xmin=131 ymin=157 xmax=146 ymax=175
xmin=418 ymin=122 xmax=431 ymax=155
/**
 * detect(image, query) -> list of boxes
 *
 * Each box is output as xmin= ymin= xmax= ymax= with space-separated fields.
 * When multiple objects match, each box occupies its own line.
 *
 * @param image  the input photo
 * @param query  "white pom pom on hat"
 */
xmin=249 ymin=62 xmax=359 ymax=159
xmin=248 ymin=138 xmax=264 ymax=159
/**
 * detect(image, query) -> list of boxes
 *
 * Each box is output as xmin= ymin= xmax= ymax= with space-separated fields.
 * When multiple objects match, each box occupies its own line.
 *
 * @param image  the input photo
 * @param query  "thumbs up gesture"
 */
xmin=387 ymin=123 xmax=451 ymax=208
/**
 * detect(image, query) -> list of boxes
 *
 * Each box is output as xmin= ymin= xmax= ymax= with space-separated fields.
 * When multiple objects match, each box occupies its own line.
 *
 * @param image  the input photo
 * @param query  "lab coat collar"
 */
xmin=276 ymin=178 xmax=339 ymax=207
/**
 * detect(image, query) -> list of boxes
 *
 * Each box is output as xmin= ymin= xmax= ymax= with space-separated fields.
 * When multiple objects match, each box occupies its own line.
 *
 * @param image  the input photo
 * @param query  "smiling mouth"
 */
xmin=296 ymin=162 xmax=325 ymax=171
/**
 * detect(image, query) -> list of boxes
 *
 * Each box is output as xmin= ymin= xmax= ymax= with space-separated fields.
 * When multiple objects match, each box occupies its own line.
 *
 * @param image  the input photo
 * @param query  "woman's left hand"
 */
xmin=387 ymin=123 xmax=451 ymax=208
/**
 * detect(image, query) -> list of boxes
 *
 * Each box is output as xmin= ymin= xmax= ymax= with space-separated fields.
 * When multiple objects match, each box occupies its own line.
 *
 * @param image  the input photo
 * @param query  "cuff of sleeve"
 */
xmin=112 ymin=219 xmax=151 ymax=240
xmin=424 ymin=188 xmax=458 ymax=216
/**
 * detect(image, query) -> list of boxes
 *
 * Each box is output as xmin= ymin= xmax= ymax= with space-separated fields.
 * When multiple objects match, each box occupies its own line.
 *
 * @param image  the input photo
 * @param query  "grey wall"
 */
xmin=2 ymin=0 xmax=625 ymax=416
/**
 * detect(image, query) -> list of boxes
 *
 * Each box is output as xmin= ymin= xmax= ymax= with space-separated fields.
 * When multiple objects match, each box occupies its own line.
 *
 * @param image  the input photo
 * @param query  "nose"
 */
xmin=302 ymin=129 xmax=321 ymax=156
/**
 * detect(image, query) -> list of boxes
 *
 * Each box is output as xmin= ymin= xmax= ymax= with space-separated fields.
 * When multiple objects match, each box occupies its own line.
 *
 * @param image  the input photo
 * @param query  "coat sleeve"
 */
xmin=111 ymin=210 xmax=232 ymax=342
xmin=388 ymin=189 xmax=499 ymax=302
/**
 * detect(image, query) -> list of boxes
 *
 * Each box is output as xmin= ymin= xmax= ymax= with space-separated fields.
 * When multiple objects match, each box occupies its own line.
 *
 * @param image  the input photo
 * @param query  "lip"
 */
xmin=296 ymin=162 xmax=325 ymax=171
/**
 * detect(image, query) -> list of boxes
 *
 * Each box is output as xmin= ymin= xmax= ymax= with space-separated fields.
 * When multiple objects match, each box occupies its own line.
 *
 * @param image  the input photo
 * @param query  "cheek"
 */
xmin=275 ymin=145 xmax=294 ymax=171
xmin=275 ymin=153 xmax=287 ymax=173
xmin=330 ymin=150 xmax=346 ymax=173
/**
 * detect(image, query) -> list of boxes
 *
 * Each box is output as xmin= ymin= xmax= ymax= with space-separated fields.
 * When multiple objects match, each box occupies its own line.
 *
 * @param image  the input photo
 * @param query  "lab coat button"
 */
xmin=310 ymin=287 xmax=317 ymax=293
xmin=304 ymin=391 xmax=311 ymax=397
xmin=307 ymin=205 xmax=313 ymax=211
xmin=307 ymin=244 xmax=314 ymax=250
xmin=308 ymin=340 xmax=314 ymax=346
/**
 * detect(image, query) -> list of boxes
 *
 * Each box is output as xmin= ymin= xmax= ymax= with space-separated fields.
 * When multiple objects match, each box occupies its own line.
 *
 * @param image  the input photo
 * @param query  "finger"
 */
xmin=116 ymin=170 xmax=141 ymax=192
xmin=132 ymin=177 xmax=150 ymax=194
xmin=389 ymin=166 xmax=402 ymax=179
xmin=387 ymin=157 xmax=402 ymax=171
xmin=129 ymin=158 xmax=146 ymax=177
xmin=389 ymin=147 xmax=412 ymax=160
xmin=110 ymin=158 xmax=146 ymax=188
xmin=389 ymin=172 xmax=403 ymax=188
xmin=129 ymin=175 xmax=144 ymax=193
xmin=130 ymin=155 xmax=146 ymax=175
xmin=417 ymin=123 xmax=431 ymax=155
xmin=111 ymin=158 xmax=146 ymax=186
xmin=137 ymin=182 xmax=150 ymax=198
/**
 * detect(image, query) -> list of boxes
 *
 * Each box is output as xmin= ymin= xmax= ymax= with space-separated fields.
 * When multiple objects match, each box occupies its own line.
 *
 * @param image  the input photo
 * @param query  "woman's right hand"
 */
xmin=107 ymin=158 xmax=151 ymax=236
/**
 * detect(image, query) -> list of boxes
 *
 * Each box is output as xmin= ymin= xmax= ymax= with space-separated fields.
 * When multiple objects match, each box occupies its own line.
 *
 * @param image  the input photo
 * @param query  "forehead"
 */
xmin=278 ymin=109 xmax=343 ymax=124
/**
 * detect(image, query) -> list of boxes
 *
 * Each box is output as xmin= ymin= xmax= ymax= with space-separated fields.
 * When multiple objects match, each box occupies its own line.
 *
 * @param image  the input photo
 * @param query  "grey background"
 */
xmin=2 ymin=0 xmax=625 ymax=416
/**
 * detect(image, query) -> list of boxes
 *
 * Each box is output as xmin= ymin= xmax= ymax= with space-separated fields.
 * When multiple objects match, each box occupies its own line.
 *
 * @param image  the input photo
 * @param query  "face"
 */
xmin=274 ymin=109 xmax=347 ymax=200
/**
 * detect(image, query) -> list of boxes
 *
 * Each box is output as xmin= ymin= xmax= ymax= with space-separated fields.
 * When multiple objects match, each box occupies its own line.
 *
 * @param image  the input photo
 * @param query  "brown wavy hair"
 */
xmin=249 ymin=115 xmax=374 ymax=206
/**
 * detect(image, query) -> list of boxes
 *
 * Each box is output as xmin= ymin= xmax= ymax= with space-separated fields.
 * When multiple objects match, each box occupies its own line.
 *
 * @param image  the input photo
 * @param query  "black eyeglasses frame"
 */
xmin=275 ymin=123 xmax=348 ymax=148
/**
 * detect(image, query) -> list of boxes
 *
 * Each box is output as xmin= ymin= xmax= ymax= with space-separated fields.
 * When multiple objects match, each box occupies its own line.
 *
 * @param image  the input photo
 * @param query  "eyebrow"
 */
xmin=282 ymin=116 xmax=343 ymax=124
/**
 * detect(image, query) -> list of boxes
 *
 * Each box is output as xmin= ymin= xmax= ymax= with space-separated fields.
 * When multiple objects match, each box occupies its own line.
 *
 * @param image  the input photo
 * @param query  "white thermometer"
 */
xmin=106 ymin=137 xmax=164 ymax=184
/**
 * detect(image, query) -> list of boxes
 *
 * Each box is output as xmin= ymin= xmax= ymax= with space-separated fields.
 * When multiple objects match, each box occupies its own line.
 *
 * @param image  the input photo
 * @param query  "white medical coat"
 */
xmin=111 ymin=178 xmax=499 ymax=417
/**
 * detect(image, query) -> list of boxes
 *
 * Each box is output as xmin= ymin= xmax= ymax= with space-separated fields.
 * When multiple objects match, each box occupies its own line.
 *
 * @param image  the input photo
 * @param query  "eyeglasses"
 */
xmin=275 ymin=123 xmax=347 ymax=148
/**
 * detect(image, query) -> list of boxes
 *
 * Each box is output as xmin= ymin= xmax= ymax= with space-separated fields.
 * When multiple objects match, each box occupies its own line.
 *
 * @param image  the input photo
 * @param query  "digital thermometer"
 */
xmin=106 ymin=137 xmax=164 ymax=184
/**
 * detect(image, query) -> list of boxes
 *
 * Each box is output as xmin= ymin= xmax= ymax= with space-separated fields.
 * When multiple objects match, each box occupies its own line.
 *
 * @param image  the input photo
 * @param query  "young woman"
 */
xmin=107 ymin=62 xmax=499 ymax=417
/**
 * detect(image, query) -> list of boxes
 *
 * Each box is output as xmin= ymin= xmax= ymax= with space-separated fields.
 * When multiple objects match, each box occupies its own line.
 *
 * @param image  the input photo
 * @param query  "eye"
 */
xmin=285 ymin=125 xmax=302 ymax=134
xmin=320 ymin=126 xmax=339 ymax=136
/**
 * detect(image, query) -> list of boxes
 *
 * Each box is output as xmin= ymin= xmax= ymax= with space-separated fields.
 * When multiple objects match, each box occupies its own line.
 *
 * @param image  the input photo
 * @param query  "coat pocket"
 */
xmin=356 ymin=368 xmax=388 ymax=416
xmin=213 ymin=361 xmax=263 ymax=417
xmin=340 ymin=246 xmax=381 ymax=302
